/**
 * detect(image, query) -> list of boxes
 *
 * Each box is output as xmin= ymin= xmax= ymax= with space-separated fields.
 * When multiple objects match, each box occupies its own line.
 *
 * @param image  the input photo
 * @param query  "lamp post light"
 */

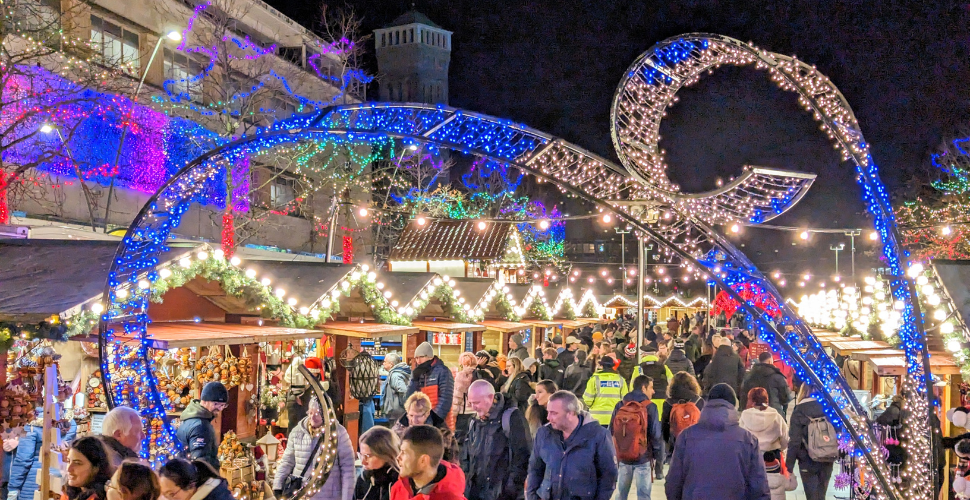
xmin=830 ymin=243 xmax=845 ymax=277
xmin=615 ymin=226 xmax=631 ymax=294
xmin=844 ymin=230 xmax=861 ymax=282
xmin=103 ymin=30 xmax=182 ymax=232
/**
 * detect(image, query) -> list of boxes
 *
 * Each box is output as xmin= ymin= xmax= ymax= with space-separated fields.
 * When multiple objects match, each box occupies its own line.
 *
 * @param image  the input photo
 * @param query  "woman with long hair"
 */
xmin=501 ymin=356 xmax=534 ymax=413
xmin=158 ymin=459 xmax=232 ymax=500
xmin=740 ymin=388 xmax=791 ymax=499
xmin=525 ymin=380 xmax=557 ymax=435
xmin=660 ymin=372 xmax=705 ymax=458
xmin=353 ymin=427 xmax=400 ymax=500
xmin=452 ymin=351 xmax=480 ymax=444
xmin=62 ymin=437 xmax=113 ymax=500
xmin=106 ymin=461 xmax=160 ymax=500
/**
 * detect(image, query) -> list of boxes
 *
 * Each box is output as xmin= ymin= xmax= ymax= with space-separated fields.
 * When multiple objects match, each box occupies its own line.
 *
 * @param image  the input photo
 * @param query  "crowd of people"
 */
xmin=0 ymin=310 xmax=878 ymax=500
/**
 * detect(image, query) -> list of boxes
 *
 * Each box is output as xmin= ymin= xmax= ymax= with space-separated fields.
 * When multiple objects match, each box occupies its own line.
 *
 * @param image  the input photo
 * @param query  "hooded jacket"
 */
xmin=785 ymin=397 xmax=834 ymax=473
xmin=556 ymin=349 xmax=576 ymax=370
xmin=177 ymin=400 xmax=219 ymax=470
xmin=391 ymin=460 xmax=466 ymax=500
xmin=664 ymin=349 xmax=695 ymax=377
xmin=526 ymin=412 xmax=617 ymax=500
xmin=701 ymin=346 xmax=745 ymax=395
xmin=665 ymin=399 xmax=770 ymax=500
xmin=739 ymin=407 xmax=789 ymax=452
xmin=637 ymin=354 xmax=673 ymax=409
xmin=740 ymin=363 xmax=791 ymax=413
xmin=354 ymin=464 xmax=399 ymax=500
xmin=187 ymin=478 xmax=234 ymax=500
xmin=383 ymin=362 xmax=412 ymax=421
xmin=272 ymin=418 xmax=355 ymax=500
xmin=660 ymin=383 xmax=705 ymax=444
xmin=537 ymin=359 xmax=565 ymax=388
xmin=609 ymin=389 xmax=663 ymax=465
xmin=460 ymin=393 xmax=532 ymax=500
xmin=408 ymin=357 xmax=455 ymax=420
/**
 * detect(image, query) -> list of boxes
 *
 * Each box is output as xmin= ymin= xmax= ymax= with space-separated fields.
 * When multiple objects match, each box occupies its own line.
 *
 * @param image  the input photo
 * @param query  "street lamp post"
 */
xmin=830 ymin=243 xmax=845 ymax=277
xmin=615 ymin=226 xmax=631 ymax=294
xmin=844 ymin=230 xmax=861 ymax=281
xmin=103 ymin=30 xmax=182 ymax=232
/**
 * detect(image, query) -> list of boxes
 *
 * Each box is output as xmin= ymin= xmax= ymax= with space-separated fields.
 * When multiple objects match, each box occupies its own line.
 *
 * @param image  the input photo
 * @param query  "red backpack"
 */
xmin=670 ymin=398 xmax=701 ymax=438
xmin=611 ymin=400 xmax=650 ymax=462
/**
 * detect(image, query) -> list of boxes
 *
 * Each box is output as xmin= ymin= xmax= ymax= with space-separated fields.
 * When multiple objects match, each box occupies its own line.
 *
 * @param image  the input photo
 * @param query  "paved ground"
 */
xmin=629 ymin=466 xmax=846 ymax=499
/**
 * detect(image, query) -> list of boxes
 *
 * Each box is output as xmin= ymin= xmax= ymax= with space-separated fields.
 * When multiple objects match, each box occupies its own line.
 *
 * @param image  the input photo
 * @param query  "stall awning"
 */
xmin=817 ymin=335 xmax=862 ymax=347
xmin=522 ymin=320 xmax=563 ymax=328
xmin=830 ymin=340 xmax=891 ymax=356
xmin=318 ymin=321 xmax=420 ymax=338
xmin=412 ymin=320 xmax=484 ymax=333
xmin=479 ymin=320 xmax=529 ymax=333
xmin=868 ymin=355 xmax=961 ymax=376
xmin=558 ymin=320 xmax=586 ymax=329
xmin=75 ymin=322 xmax=327 ymax=349
xmin=850 ymin=349 xmax=947 ymax=362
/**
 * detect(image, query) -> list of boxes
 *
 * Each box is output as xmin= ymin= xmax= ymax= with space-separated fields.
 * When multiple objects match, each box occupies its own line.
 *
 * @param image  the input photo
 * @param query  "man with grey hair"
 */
xmin=461 ymin=380 xmax=530 ymax=500
xmin=100 ymin=406 xmax=143 ymax=466
xmin=382 ymin=351 xmax=411 ymax=422
xmin=527 ymin=390 xmax=616 ymax=500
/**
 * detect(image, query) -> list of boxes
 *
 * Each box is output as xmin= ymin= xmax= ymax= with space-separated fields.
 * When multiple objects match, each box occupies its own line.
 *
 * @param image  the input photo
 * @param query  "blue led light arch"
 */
xmin=98 ymin=33 xmax=928 ymax=498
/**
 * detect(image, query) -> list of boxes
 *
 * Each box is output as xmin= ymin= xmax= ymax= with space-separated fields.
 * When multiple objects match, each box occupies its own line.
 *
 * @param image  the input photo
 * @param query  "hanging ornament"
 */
xmin=222 ymin=212 xmax=235 ymax=258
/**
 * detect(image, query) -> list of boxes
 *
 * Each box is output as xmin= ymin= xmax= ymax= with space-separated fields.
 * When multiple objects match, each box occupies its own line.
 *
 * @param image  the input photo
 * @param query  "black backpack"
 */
xmin=639 ymin=360 xmax=668 ymax=398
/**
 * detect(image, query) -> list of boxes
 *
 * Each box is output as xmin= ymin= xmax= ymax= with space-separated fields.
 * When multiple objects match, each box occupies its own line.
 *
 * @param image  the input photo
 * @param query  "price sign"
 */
xmin=432 ymin=333 xmax=462 ymax=345
xmin=90 ymin=413 xmax=105 ymax=434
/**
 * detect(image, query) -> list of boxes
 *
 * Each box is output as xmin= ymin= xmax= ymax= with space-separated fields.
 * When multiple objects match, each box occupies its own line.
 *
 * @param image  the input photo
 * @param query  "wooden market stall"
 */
xmin=829 ymin=340 xmax=892 ymax=390
xmin=478 ymin=320 xmax=530 ymax=361
xmin=522 ymin=320 xmax=563 ymax=349
xmin=412 ymin=320 xmax=485 ymax=366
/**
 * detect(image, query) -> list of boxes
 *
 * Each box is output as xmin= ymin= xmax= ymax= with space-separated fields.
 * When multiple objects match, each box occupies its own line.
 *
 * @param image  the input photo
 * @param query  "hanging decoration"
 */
xmin=222 ymin=212 xmax=236 ymax=258
xmin=342 ymin=235 xmax=353 ymax=265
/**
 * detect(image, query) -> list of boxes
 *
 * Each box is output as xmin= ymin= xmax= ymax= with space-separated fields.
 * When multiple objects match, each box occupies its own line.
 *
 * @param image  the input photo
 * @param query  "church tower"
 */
xmin=374 ymin=10 xmax=451 ymax=104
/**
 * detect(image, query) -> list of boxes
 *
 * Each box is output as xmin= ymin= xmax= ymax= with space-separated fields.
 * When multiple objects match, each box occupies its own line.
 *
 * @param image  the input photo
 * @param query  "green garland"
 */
xmin=581 ymin=300 xmax=599 ymax=319
xmin=429 ymin=284 xmax=477 ymax=323
xmin=491 ymin=290 xmax=521 ymax=322
xmin=527 ymin=296 xmax=552 ymax=321
xmin=562 ymin=299 xmax=577 ymax=320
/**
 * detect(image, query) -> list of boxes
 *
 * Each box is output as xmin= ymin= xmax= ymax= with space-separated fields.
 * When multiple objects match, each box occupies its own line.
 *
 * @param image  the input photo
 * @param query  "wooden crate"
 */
xmin=220 ymin=462 xmax=255 ymax=487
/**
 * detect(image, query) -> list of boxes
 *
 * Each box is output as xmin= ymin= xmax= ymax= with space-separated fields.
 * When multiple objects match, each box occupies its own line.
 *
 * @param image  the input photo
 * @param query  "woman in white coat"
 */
xmin=740 ymin=387 xmax=792 ymax=500
xmin=273 ymin=397 xmax=355 ymax=500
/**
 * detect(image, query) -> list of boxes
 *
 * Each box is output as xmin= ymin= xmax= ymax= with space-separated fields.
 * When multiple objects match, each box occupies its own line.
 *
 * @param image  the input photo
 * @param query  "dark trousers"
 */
xmin=798 ymin=462 xmax=834 ymax=500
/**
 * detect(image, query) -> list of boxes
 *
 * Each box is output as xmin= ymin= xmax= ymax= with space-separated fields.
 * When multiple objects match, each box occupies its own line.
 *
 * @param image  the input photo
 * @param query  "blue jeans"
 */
xmin=615 ymin=462 xmax=652 ymax=500
xmin=359 ymin=398 xmax=375 ymax=434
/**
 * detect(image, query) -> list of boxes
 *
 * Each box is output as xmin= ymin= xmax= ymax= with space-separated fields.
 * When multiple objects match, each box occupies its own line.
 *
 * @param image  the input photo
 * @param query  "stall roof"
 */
xmin=850 ymin=349 xmax=947 ymax=361
xmin=559 ymin=320 xmax=586 ymax=329
xmin=380 ymin=272 xmax=437 ymax=306
xmin=451 ymin=278 xmax=497 ymax=308
xmin=318 ymin=321 xmax=419 ymax=338
xmin=577 ymin=318 xmax=605 ymax=325
xmin=602 ymin=295 xmax=637 ymax=308
xmin=479 ymin=320 xmax=529 ymax=333
xmin=389 ymin=219 xmax=518 ymax=261
xmin=242 ymin=261 xmax=356 ymax=308
xmin=829 ymin=340 xmax=891 ymax=356
xmin=412 ymin=320 xmax=485 ymax=333
xmin=868 ymin=355 xmax=960 ymax=376
xmin=504 ymin=283 xmax=536 ymax=304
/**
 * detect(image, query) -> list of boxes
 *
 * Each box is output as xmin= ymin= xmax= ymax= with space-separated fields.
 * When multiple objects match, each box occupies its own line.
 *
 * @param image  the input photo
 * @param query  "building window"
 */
xmin=163 ymin=48 xmax=203 ymax=101
xmin=90 ymin=14 xmax=140 ymax=74
xmin=381 ymin=33 xmax=386 ymax=47
xmin=410 ymin=28 xmax=414 ymax=43
xmin=420 ymin=30 xmax=424 ymax=44
xmin=395 ymin=30 xmax=400 ymax=44
xmin=270 ymin=176 xmax=298 ymax=207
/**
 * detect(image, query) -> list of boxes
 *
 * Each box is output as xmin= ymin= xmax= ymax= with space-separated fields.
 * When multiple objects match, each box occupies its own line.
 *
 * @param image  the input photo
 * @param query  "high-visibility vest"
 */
xmin=583 ymin=371 xmax=629 ymax=425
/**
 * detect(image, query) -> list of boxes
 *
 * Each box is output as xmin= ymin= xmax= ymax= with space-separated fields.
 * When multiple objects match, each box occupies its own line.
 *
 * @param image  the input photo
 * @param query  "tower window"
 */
xmin=381 ymin=33 xmax=385 ymax=47
xmin=420 ymin=30 xmax=424 ymax=44
xmin=395 ymin=30 xmax=399 ymax=44
xmin=410 ymin=28 xmax=414 ymax=43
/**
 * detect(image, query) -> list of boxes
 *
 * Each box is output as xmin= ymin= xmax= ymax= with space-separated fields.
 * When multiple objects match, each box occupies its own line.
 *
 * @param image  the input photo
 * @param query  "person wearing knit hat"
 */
xmin=407 ymin=341 xmax=455 ymax=423
xmin=508 ymin=333 xmax=529 ymax=361
xmin=665 ymin=382 xmax=769 ymax=500
xmin=665 ymin=339 xmax=696 ymax=377
xmin=176 ymin=381 xmax=227 ymax=469
xmin=592 ymin=331 xmax=604 ymax=343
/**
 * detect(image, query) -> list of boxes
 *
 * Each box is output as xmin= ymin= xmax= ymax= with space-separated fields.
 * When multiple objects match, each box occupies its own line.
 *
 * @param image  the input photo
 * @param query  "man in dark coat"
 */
xmin=176 ymin=381 xmax=227 ymax=470
xmin=461 ymin=381 xmax=532 ymax=500
xmin=701 ymin=337 xmax=745 ymax=396
xmin=740 ymin=352 xmax=792 ymax=413
xmin=408 ymin=342 xmax=456 ymax=421
xmin=508 ymin=334 xmax=530 ymax=361
xmin=610 ymin=376 xmax=664 ymax=486
xmin=664 ymin=340 xmax=695 ymax=376
xmin=684 ymin=326 xmax=703 ymax=363
xmin=527 ymin=391 xmax=617 ymax=500
xmin=538 ymin=348 xmax=565 ymax=388
xmin=556 ymin=337 xmax=581 ymax=369
xmin=665 ymin=384 xmax=770 ymax=500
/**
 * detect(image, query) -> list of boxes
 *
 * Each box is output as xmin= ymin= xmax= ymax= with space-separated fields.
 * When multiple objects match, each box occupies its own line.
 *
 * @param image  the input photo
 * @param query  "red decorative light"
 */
xmin=342 ymin=235 xmax=353 ymax=265
xmin=0 ymin=170 xmax=8 ymax=224
xmin=711 ymin=282 xmax=782 ymax=318
xmin=221 ymin=212 xmax=235 ymax=257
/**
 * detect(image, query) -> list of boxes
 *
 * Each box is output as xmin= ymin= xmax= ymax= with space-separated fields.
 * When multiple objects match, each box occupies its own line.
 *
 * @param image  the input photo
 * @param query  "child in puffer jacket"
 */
xmin=739 ymin=388 xmax=791 ymax=500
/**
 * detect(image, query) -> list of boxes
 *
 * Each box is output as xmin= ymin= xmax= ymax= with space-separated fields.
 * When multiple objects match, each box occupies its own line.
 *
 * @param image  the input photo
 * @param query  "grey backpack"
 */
xmin=806 ymin=416 xmax=839 ymax=462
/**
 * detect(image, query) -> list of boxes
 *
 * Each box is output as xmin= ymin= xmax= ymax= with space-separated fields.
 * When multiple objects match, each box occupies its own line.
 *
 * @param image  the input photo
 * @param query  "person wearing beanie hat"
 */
xmin=176 ymin=381 xmax=228 ymax=469
xmin=507 ymin=333 xmax=529 ymax=361
xmin=614 ymin=343 xmax=638 ymax=386
xmin=665 ymin=339 xmax=696 ymax=377
xmin=583 ymin=352 xmax=629 ymax=425
xmin=407 ymin=341 xmax=455 ymax=423
xmin=666 ymin=382 xmax=769 ymax=500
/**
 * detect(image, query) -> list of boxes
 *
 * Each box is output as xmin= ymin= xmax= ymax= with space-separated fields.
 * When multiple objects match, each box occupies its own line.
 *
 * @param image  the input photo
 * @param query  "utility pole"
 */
xmin=637 ymin=237 xmax=645 ymax=349
xmin=844 ymin=230 xmax=861 ymax=281
xmin=830 ymin=243 xmax=845 ymax=278
xmin=615 ymin=226 xmax=631 ymax=294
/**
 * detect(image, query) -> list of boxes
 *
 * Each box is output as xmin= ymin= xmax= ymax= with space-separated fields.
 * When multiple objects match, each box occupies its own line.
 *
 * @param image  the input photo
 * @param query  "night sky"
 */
xmin=266 ymin=0 xmax=970 ymax=284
